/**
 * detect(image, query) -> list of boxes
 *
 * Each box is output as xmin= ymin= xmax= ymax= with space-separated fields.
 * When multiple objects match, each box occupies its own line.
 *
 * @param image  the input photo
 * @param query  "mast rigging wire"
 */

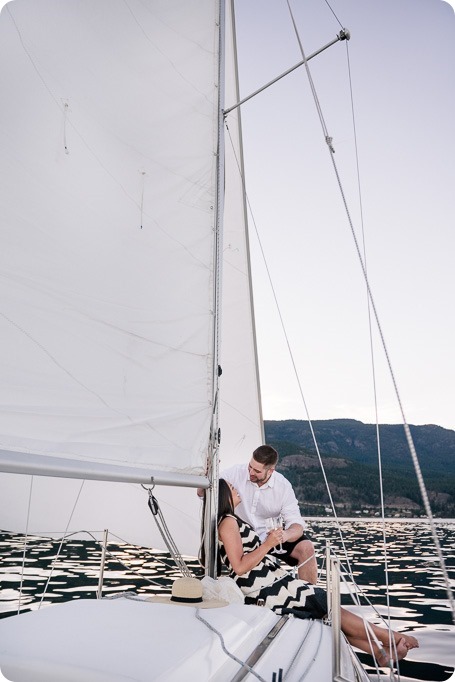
xmin=225 ymin=0 xmax=454 ymax=628
xmin=343 ymin=24 xmax=395 ymax=672
xmin=224 ymin=111 xmax=359 ymax=603
xmin=285 ymin=0 xmax=455 ymax=625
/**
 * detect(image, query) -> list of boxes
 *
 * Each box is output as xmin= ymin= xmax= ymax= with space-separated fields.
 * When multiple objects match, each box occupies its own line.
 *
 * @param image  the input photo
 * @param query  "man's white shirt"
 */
xmin=220 ymin=463 xmax=304 ymax=541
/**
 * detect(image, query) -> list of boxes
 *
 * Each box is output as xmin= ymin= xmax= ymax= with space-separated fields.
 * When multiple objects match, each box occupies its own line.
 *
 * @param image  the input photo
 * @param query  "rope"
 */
xmin=285 ymin=0 xmax=455 ymax=627
xmin=195 ymin=610 xmax=268 ymax=682
xmin=224 ymin=116 xmax=358 ymax=599
xmin=343 ymin=32 xmax=396 ymax=664
xmin=322 ymin=0 xmax=344 ymax=28
xmin=295 ymin=553 xmax=316 ymax=570
xmin=362 ymin=618 xmax=399 ymax=680
xmin=335 ymin=547 xmax=405 ymax=631
xmin=145 ymin=487 xmax=192 ymax=578
xmin=285 ymin=618 xmax=321 ymax=680
xmin=335 ymin=557 xmax=405 ymax=680
xmin=327 ymin=81 xmax=455 ymax=627
xmin=362 ymin=622 xmax=383 ymax=680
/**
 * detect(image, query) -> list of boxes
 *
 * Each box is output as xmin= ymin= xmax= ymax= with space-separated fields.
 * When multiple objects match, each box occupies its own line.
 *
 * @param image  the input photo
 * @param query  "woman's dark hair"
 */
xmin=218 ymin=478 xmax=234 ymax=521
xmin=199 ymin=478 xmax=234 ymax=575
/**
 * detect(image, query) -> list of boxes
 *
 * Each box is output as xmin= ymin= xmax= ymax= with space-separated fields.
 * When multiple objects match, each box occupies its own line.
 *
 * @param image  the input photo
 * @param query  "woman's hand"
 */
xmin=264 ymin=528 xmax=283 ymax=549
xmin=219 ymin=517 xmax=284 ymax=576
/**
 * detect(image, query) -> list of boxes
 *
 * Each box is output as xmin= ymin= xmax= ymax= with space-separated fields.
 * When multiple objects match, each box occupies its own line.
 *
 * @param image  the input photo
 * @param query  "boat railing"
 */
xmin=326 ymin=542 xmax=358 ymax=682
xmin=97 ymin=528 xmax=109 ymax=599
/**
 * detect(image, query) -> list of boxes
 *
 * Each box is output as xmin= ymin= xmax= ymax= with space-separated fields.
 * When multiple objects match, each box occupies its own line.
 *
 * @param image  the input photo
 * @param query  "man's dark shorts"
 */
xmin=277 ymin=532 xmax=310 ymax=567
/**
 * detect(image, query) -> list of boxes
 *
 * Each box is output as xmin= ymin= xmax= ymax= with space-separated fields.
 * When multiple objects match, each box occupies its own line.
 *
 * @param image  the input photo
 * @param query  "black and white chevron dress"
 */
xmin=218 ymin=514 xmax=327 ymax=619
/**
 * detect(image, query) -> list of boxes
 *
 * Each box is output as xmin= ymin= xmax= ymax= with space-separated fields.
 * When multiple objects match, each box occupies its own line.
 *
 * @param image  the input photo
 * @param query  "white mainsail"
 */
xmin=0 ymin=0 xmax=262 ymax=554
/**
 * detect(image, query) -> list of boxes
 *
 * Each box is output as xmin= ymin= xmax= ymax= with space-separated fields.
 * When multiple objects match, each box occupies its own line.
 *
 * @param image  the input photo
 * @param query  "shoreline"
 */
xmin=306 ymin=516 xmax=455 ymax=523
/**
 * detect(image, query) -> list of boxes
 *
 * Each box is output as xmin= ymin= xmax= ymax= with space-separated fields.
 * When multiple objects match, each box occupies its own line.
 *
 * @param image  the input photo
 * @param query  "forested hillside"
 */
xmin=265 ymin=419 xmax=455 ymax=517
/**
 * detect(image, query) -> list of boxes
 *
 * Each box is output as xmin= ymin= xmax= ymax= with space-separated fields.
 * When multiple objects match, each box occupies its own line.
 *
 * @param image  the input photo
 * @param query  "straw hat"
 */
xmin=149 ymin=577 xmax=228 ymax=609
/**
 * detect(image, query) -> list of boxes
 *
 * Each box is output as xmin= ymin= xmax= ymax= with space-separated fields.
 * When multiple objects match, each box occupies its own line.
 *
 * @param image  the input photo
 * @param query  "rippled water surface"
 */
xmin=1 ymin=520 xmax=454 ymax=680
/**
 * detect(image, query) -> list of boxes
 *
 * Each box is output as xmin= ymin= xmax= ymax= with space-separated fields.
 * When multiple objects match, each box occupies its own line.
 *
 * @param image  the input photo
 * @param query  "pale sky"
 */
xmin=232 ymin=0 xmax=455 ymax=431
xmin=1 ymin=0 xmax=454 ymax=432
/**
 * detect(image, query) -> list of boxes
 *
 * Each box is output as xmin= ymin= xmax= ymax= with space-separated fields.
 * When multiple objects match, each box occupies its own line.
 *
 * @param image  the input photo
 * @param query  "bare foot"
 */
xmin=395 ymin=637 xmax=410 ymax=660
xmin=376 ymin=636 xmax=417 ymax=667
xmin=400 ymin=633 xmax=419 ymax=650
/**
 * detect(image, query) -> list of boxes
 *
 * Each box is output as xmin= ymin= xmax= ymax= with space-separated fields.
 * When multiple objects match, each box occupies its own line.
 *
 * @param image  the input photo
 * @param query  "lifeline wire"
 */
xmin=84 ymin=530 xmax=184 ymax=589
xmin=331 ymin=545 xmax=399 ymax=679
xmin=16 ymin=528 xmax=187 ymax=590
xmin=17 ymin=476 xmax=34 ymax=615
xmin=286 ymin=0 xmax=455 ymax=626
xmin=336 ymin=558 xmax=400 ymax=679
xmin=38 ymin=480 xmax=86 ymax=608
xmin=108 ymin=530 xmax=196 ymax=576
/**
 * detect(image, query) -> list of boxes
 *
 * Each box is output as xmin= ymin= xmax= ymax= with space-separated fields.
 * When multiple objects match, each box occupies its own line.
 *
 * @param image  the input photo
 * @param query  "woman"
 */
xmin=216 ymin=478 xmax=418 ymax=666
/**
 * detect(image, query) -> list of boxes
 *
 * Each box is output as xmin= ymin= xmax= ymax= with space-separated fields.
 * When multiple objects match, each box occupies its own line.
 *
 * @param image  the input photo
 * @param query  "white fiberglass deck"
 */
xmin=0 ymin=598 xmax=366 ymax=681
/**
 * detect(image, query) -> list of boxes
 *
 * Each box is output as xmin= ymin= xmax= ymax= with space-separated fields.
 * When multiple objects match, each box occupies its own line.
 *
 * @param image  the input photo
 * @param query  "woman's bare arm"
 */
xmin=219 ymin=516 xmax=282 ymax=575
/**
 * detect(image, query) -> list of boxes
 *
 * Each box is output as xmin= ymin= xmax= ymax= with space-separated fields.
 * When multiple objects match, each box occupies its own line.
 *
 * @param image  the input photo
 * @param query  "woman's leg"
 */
xmin=339 ymin=607 xmax=419 ymax=663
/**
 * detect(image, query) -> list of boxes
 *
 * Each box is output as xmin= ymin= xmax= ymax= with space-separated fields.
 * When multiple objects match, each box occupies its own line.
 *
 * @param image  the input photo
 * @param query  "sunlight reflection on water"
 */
xmin=1 ymin=520 xmax=454 ymax=680
xmin=310 ymin=520 xmax=455 ymax=678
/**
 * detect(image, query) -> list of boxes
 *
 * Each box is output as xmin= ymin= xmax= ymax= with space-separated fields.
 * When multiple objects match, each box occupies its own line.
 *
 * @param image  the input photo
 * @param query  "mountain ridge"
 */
xmin=264 ymin=419 xmax=455 ymax=516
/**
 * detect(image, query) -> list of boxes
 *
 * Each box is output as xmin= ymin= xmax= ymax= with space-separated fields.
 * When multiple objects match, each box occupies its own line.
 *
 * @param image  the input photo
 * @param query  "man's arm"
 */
xmin=280 ymin=479 xmax=305 ymax=538
xmin=282 ymin=522 xmax=304 ymax=543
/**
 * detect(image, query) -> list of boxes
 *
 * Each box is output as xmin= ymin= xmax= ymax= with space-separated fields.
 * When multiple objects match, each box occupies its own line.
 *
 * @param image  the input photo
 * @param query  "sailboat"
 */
xmin=0 ymin=0 xmax=452 ymax=680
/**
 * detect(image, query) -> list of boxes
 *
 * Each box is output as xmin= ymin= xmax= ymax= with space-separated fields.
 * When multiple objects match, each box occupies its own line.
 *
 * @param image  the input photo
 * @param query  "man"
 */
xmin=220 ymin=445 xmax=317 ymax=584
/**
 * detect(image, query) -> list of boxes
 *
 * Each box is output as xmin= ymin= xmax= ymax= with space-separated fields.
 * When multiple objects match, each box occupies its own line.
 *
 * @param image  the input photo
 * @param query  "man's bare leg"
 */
xmin=290 ymin=539 xmax=318 ymax=584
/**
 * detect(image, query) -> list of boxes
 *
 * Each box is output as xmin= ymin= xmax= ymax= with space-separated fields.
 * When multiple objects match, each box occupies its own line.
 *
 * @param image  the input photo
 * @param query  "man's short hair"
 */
xmin=252 ymin=445 xmax=278 ymax=467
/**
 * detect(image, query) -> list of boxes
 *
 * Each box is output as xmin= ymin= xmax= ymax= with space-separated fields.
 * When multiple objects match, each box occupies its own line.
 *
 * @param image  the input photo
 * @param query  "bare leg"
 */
xmin=340 ymin=607 xmax=419 ymax=664
xmin=290 ymin=539 xmax=318 ymax=584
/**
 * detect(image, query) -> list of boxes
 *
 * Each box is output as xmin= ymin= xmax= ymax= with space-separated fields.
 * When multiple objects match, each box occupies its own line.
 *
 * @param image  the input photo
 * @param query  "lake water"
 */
xmin=1 ymin=519 xmax=454 ymax=681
